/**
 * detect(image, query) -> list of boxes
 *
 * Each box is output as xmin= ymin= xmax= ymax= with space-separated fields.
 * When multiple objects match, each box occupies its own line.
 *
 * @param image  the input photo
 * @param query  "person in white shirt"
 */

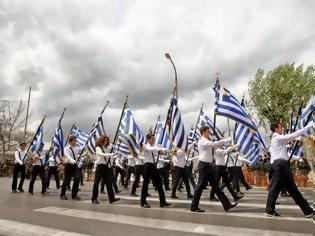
xmin=12 ymin=142 xmax=30 ymax=193
xmin=171 ymin=143 xmax=195 ymax=199
xmin=140 ymin=133 xmax=171 ymax=208
xmin=46 ymin=154 xmax=61 ymax=190
xmin=124 ymin=155 xmax=136 ymax=189
xmin=191 ymin=126 xmax=237 ymax=212
xmin=28 ymin=143 xmax=47 ymax=195
xmin=91 ymin=135 xmax=119 ymax=204
xmin=60 ymin=136 xmax=81 ymax=200
xmin=114 ymin=154 xmax=126 ymax=187
xmin=131 ymin=145 xmax=145 ymax=196
xmin=265 ymin=121 xmax=314 ymax=218
xmin=156 ymin=153 xmax=170 ymax=190
xmin=232 ymin=152 xmax=252 ymax=194
xmin=209 ymin=145 xmax=243 ymax=202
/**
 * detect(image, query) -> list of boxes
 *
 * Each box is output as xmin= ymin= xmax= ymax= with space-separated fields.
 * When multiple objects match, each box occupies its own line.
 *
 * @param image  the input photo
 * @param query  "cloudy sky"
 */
xmin=1 ymin=0 xmax=314 ymax=141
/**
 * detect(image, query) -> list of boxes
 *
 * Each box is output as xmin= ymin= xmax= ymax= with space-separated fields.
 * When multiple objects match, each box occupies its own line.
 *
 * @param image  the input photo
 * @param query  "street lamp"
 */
xmin=165 ymin=53 xmax=178 ymax=98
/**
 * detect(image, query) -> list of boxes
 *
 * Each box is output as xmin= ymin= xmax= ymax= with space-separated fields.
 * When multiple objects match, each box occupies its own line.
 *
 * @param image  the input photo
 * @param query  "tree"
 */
xmin=247 ymin=63 xmax=315 ymax=132
xmin=0 ymin=100 xmax=30 ymax=159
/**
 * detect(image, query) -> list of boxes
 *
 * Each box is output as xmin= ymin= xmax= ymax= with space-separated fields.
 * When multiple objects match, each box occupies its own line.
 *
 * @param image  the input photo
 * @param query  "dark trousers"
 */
xmin=60 ymin=164 xmax=80 ymax=199
xmin=92 ymin=164 xmax=115 ymax=201
xmin=265 ymin=160 xmax=313 ymax=215
xmin=140 ymin=163 xmax=166 ymax=204
xmin=210 ymin=165 xmax=238 ymax=200
xmin=115 ymin=167 xmax=125 ymax=186
xmin=131 ymin=165 xmax=144 ymax=194
xmin=46 ymin=166 xmax=60 ymax=188
xmin=124 ymin=166 xmax=135 ymax=188
xmin=79 ymin=167 xmax=84 ymax=185
xmin=157 ymin=167 xmax=170 ymax=190
xmin=29 ymin=165 xmax=46 ymax=194
xmin=171 ymin=166 xmax=191 ymax=197
xmin=101 ymin=167 xmax=119 ymax=193
xmin=12 ymin=164 xmax=26 ymax=191
xmin=238 ymin=166 xmax=250 ymax=189
xmin=191 ymin=161 xmax=232 ymax=211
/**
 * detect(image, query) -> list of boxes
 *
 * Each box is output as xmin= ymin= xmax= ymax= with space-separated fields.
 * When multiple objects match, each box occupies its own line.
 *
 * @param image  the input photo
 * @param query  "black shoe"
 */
xmin=165 ymin=188 xmax=171 ymax=191
xmin=305 ymin=211 xmax=314 ymax=218
xmin=57 ymin=186 xmax=60 ymax=189
xmin=60 ymin=195 xmax=68 ymax=200
xmin=141 ymin=203 xmax=150 ymax=208
xmin=160 ymin=202 xmax=172 ymax=208
xmin=171 ymin=195 xmax=178 ymax=199
xmin=116 ymin=190 xmax=122 ymax=194
xmin=92 ymin=199 xmax=100 ymax=204
xmin=100 ymin=190 xmax=105 ymax=194
xmin=41 ymin=191 xmax=48 ymax=195
xmin=28 ymin=192 xmax=34 ymax=195
xmin=12 ymin=190 xmax=17 ymax=193
xmin=265 ymin=211 xmax=281 ymax=217
xmin=191 ymin=207 xmax=205 ymax=213
xmin=225 ymin=202 xmax=238 ymax=212
xmin=234 ymin=195 xmax=243 ymax=201
xmin=177 ymin=188 xmax=182 ymax=192
xmin=72 ymin=196 xmax=81 ymax=201
xmin=187 ymin=194 xmax=193 ymax=199
xmin=131 ymin=193 xmax=137 ymax=197
xmin=110 ymin=198 xmax=120 ymax=204
xmin=209 ymin=197 xmax=219 ymax=202
xmin=146 ymin=193 xmax=152 ymax=197
xmin=281 ymin=192 xmax=290 ymax=197
xmin=246 ymin=186 xmax=253 ymax=190
xmin=18 ymin=188 xmax=24 ymax=193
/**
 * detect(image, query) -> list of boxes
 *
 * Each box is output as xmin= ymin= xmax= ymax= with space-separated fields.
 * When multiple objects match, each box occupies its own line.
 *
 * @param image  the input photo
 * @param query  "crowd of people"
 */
xmin=8 ymin=122 xmax=315 ymax=218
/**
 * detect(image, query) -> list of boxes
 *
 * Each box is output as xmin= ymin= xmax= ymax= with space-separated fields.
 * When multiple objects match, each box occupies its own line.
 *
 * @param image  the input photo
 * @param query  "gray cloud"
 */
xmin=0 ymin=0 xmax=314 ymax=141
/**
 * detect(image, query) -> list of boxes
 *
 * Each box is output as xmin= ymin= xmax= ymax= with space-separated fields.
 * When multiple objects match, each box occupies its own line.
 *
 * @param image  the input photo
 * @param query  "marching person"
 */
xmin=131 ymin=144 xmax=145 ymax=196
xmin=115 ymin=154 xmax=126 ymax=187
xmin=191 ymin=126 xmax=238 ymax=212
xmin=210 ymin=145 xmax=243 ymax=202
xmin=124 ymin=155 xmax=136 ymax=189
xmin=46 ymin=154 xmax=61 ymax=190
xmin=60 ymin=136 xmax=81 ymax=200
xmin=156 ymin=152 xmax=170 ymax=191
xmin=28 ymin=143 xmax=47 ymax=195
xmin=140 ymin=133 xmax=171 ymax=208
xmin=265 ymin=121 xmax=314 ymax=218
xmin=12 ymin=142 xmax=30 ymax=193
xmin=91 ymin=135 xmax=120 ymax=204
xmin=170 ymin=142 xmax=195 ymax=199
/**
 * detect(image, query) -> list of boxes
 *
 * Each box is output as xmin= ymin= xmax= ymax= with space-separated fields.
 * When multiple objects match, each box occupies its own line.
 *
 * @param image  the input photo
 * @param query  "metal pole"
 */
xmin=24 ymin=86 xmax=31 ymax=137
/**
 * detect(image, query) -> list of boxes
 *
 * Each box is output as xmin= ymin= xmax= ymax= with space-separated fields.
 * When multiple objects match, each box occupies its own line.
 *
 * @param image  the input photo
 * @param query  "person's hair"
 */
xmin=96 ymin=135 xmax=109 ymax=148
xmin=146 ymin=133 xmax=154 ymax=141
xmin=199 ymin=126 xmax=210 ymax=135
xmin=69 ymin=135 xmax=77 ymax=143
xmin=270 ymin=121 xmax=281 ymax=132
xmin=20 ymin=142 xmax=26 ymax=146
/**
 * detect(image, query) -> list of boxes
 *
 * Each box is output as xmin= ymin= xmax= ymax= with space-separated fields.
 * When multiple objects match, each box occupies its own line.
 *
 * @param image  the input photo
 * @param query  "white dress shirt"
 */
xmin=270 ymin=127 xmax=308 ymax=164
xmin=48 ymin=156 xmax=61 ymax=167
xmin=95 ymin=146 xmax=114 ymax=165
xmin=127 ymin=155 xmax=136 ymax=167
xmin=64 ymin=145 xmax=79 ymax=164
xmin=172 ymin=143 xmax=194 ymax=168
xmin=14 ymin=150 xmax=28 ymax=165
xmin=214 ymin=149 xmax=228 ymax=166
xmin=33 ymin=151 xmax=46 ymax=166
xmin=142 ymin=143 xmax=165 ymax=164
xmin=198 ymin=136 xmax=229 ymax=163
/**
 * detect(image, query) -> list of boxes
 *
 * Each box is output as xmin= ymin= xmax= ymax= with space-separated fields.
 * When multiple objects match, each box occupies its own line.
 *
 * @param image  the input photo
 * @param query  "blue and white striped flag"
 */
xmin=53 ymin=123 xmax=64 ymax=159
xmin=214 ymin=80 xmax=258 ymax=131
xmin=87 ymin=116 xmax=106 ymax=154
xmin=300 ymin=95 xmax=315 ymax=127
xmin=246 ymin=143 xmax=260 ymax=167
xmin=71 ymin=125 xmax=89 ymax=149
xmin=31 ymin=126 xmax=44 ymax=153
xmin=168 ymin=97 xmax=187 ymax=150
xmin=234 ymin=123 xmax=254 ymax=155
xmin=198 ymin=110 xmax=224 ymax=140
xmin=118 ymin=107 xmax=144 ymax=157
xmin=155 ymin=121 xmax=173 ymax=150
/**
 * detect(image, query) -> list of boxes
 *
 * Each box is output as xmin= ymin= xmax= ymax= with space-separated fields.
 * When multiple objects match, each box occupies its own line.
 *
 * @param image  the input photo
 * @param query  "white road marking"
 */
xmin=34 ymin=207 xmax=312 ymax=236
xmin=0 ymin=219 xmax=90 ymax=236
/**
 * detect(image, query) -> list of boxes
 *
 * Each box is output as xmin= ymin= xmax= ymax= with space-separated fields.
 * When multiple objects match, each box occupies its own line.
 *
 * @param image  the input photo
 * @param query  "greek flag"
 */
xmin=188 ymin=127 xmax=199 ymax=153
xmin=198 ymin=110 xmax=224 ymax=140
xmin=116 ymin=139 xmax=131 ymax=155
xmin=30 ymin=126 xmax=44 ymax=153
xmin=234 ymin=123 xmax=254 ymax=155
xmin=214 ymin=80 xmax=258 ymax=131
xmin=87 ymin=116 xmax=105 ymax=154
xmin=300 ymin=95 xmax=315 ymax=127
xmin=167 ymin=97 xmax=187 ymax=150
xmin=155 ymin=121 xmax=173 ymax=150
xmin=53 ymin=124 xmax=64 ymax=158
xmin=246 ymin=143 xmax=260 ymax=167
xmin=118 ymin=107 xmax=144 ymax=157
xmin=71 ymin=125 xmax=89 ymax=149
